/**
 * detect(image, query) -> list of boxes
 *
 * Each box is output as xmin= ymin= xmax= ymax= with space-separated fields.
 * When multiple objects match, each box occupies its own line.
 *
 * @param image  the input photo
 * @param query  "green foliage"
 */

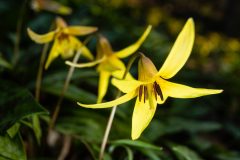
xmin=172 ymin=145 xmax=203 ymax=160
xmin=0 ymin=79 xmax=48 ymax=133
xmin=0 ymin=133 xmax=26 ymax=160
xmin=0 ymin=0 xmax=239 ymax=159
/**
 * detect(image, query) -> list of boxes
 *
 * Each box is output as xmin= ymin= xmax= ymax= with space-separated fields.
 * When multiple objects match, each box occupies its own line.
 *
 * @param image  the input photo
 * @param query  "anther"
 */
xmin=139 ymin=85 xmax=143 ymax=102
xmin=153 ymin=83 xmax=157 ymax=100
xmin=154 ymin=82 xmax=164 ymax=101
xmin=144 ymin=86 xmax=148 ymax=103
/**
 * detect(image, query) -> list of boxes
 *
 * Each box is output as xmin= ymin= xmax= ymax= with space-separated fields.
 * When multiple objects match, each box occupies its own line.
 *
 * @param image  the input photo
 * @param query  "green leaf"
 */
xmin=140 ymin=149 xmax=163 ymax=160
xmin=56 ymin=108 xmax=106 ymax=143
xmin=110 ymin=139 xmax=162 ymax=160
xmin=7 ymin=123 xmax=20 ymax=138
xmin=216 ymin=151 xmax=240 ymax=160
xmin=124 ymin=146 xmax=134 ymax=160
xmin=43 ymin=69 xmax=97 ymax=84
xmin=42 ymin=83 xmax=97 ymax=103
xmin=0 ymin=54 xmax=12 ymax=69
xmin=172 ymin=145 xmax=203 ymax=160
xmin=111 ymin=139 xmax=162 ymax=151
xmin=0 ymin=79 xmax=48 ymax=133
xmin=32 ymin=115 xmax=41 ymax=144
xmin=109 ymin=145 xmax=133 ymax=160
xmin=0 ymin=133 xmax=26 ymax=160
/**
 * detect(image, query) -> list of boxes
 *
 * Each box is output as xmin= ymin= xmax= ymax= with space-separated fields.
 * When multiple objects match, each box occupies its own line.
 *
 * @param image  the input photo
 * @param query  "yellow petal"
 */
xmin=64 ymin=26 xmax=98 ymax=36
xmin=78 ymin=91 xmax=137 ymax=108
xmin=115 ymin=25 xmax=152 ymax=58
xmin=56 ymin=17 xmax=67 ymax=28
xmin=27 ymin=28 xmax=55 ymax=44
xmin=132 ymin=96 xmax=157 ymax=140
xmin=158 ymin=18 xmax=195 ymax=79
xmin=65 ymin=57 xmax=105 ymax=68
xmin=111 ymin=78 xmax=143 ymax=93
xmin=59 ymin=37 xmax=74 ymax=59
xmin=97 ymin=55 xmax=125 ymax=73
xmin=55 ymin=5 xmax=72 ymax=15
xmin=160 ymin=79 xmax=223 ymax=98
xmin=138 ymin=54 xmax=158 ymax=82
xmin=97 ymin=71 xmax=111 ymax=103
xmin=77 ymin=39 xmax=94 ymax=60
xmin=45 ymin=40 xmax=59 ymax=69
xmin=98 ymin=35 xmax=114 ymax=56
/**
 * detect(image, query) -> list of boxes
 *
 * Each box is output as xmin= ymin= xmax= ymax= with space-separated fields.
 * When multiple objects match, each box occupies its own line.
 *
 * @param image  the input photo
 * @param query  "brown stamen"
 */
xmin=139 ymin=85 xmax=143 ymax=102
xmin=144 ymin=86 xmax=148 ymax=103
xmin=153 ymin=83 xmax=157 ymax=100
xmin=154 ymin=82 xmax=164 ymax=101
xmin=58 ymin=33 xmax=69 ymax=43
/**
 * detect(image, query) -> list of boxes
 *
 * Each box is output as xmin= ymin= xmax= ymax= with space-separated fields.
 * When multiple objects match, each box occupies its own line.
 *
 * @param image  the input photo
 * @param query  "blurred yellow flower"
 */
xmin=66 ymin=25 xmax=152 ymax=103
xmin=76 ymin=18 xmax=223 ymax=140
xmin=31 ymin=0 xmax=72 ymax=15
xmin=28 ymin=17 xmax=97 ymax=69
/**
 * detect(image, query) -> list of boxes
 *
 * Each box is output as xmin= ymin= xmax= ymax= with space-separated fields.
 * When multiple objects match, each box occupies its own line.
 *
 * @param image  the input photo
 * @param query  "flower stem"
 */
xmin=99 ymin=53 xmax=140 ymax=160
xmin=12 ymin=0 xmax=28 ymax=66
xmin=48 ymin=50 xmax=82 ymax=132
xmin=35 ymin=22 xmax=54 ymax=101
xmin=48 ymin=36 xmax=93 ymax=132
xmin=35 ymin=42 xmax=50 ymax=101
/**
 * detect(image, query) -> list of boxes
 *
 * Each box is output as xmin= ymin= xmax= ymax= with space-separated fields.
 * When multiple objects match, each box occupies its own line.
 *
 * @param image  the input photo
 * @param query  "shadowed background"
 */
xmin=0 ymin=0 xmax=239 ymax=159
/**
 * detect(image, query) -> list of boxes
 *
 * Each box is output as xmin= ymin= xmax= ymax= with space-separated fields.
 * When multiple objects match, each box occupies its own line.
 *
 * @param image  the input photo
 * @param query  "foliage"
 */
xmin=0 ymin=0 xmax=239 ymax=159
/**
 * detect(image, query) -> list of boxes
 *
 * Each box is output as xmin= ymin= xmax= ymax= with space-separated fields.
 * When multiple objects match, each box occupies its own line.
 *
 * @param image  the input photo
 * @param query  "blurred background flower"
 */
xmin=0 ymin=0 xmax=239 ymax=159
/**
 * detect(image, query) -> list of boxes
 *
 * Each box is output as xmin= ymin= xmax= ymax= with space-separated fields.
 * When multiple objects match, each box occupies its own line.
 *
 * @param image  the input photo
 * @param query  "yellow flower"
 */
xmin=31 ymin=0 xmax=72 ymax=15
xmin=66 ymin=25 xmax=152 ymax=103
xmin=27 ymin=17 xmax=98 ymax=69
xmin=75 ymin=18 xmax=223 ymax=140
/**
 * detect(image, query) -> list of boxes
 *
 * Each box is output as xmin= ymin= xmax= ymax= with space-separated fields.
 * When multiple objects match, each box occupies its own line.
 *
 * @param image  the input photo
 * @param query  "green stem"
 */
xmin=35 ymin=43 xmax=50 ymax=101
xmin=48 ymin=36 xmax=93 ymax=132
xmin=12 ymin=0 xmax=28 ymax=66
xmin=99 ymin=53 xmax=140 ymax=160
xmin=48 ymin=50 xmax=82 ymax=132
xmin=35 ymin=22 xmax=54 ymax=101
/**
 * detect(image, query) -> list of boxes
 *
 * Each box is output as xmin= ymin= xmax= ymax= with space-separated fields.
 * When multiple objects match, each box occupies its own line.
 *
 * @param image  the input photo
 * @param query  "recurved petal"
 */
xmin=132 ymin=96 xmax=157 ymax=140
xmin=27 ymin=28 xmax=55 ymax=43
xmin=97 ymin=71 xmax=111 ymax=103
xmin=112 ymin=78 xmax=143 ymax=93
xmin=65 ymin=57 xmax=105 ymax=68
xmin=45 ymin=40 xmax=59 ymax=69
xmin=115 ymin=25 xmax=152 ymax=58
xmin=78 ymin=91 xmax=137 ymax=108
xmin=64 ymin=26 xmax=98 ymax=36
xmin=158 ymin=18 xmax=195 ymax=79
xmin=78 ymin=40 xmax=94 ymax=60
xmin=161 ymin=80 xmax=223 ymax=98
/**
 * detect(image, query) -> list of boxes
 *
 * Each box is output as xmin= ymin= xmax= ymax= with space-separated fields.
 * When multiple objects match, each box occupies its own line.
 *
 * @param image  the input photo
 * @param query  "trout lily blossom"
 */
xmin=31 ymin=0 xmax=72 ymax=15
xmin=76 ymin=18 xmax=223 ymax=140
xmin=66 ymin=25 xmax=152 ymax=103
xmin=28 ymin=17 xmax=97 ymax=69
